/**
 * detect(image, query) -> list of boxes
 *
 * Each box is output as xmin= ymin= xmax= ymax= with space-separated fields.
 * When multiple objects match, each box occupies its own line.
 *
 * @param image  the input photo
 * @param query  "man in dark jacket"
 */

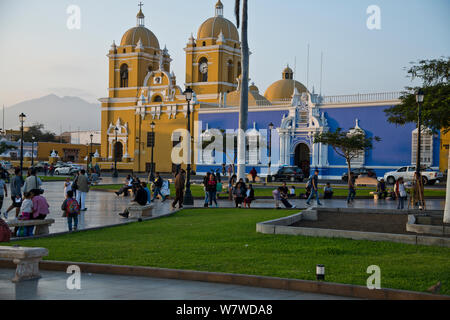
xmin=119 ymin=184 xmax=149 ymax=218
xmin=172 ymin=170 xmax=185 ymax=209
xmin=151 ymin=172 xmax=164 ymax=202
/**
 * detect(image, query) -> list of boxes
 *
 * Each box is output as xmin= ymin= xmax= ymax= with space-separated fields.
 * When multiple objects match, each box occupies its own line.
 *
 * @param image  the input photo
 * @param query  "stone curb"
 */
xmin=0 ymin=259 xmax=447 ymax=300
xmin=256 ymin=210 xmax=450 ymax=248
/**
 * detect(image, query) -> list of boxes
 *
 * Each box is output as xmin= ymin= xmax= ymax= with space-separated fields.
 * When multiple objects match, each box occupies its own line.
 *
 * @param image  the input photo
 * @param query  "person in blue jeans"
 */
xmin=61 ymin=190 xmax=80 ymax=232
xmin=347 ymin=172 xmax=356 ymax=204
xmin=142 ymin=182 xmax=151 ymax=204
xmin=151 ymin=172 xmax=164 ymax=202
xmin=306 ymin=170 xmax=322 ymax=206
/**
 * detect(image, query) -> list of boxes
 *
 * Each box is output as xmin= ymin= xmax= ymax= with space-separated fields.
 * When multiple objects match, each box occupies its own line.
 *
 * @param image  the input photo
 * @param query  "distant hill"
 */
xmin=3 ymin=94 xmax=101 ymax=133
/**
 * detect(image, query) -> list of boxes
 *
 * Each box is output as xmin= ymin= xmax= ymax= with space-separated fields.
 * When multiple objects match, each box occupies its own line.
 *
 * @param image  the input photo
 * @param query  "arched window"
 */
xmin=237 ymin=62 xmax=242 ymax=78
xmin=227 ymin=60 xmax=234 ymax=84
xmin=412 ymin=128 xmax=433 ymax=166
xmin=202 ymin=41 xmax=206 ymax=47
xmin=120 ymin=64 xmax=129 ymax=88
xmin=198 ymin=57 xmax=208 ymax=82
xmin=147 ymin=65 xmax=153 ymax=73
xmin=152 ymin=95 xmax=163 ymax=102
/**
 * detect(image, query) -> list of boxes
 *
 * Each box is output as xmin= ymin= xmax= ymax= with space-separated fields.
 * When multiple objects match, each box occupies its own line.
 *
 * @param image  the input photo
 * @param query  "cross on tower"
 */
xmin=138 ymin=2 xmax=144 ymax=10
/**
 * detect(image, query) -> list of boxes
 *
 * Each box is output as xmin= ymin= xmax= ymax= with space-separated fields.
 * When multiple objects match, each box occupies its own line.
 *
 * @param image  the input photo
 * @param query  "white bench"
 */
xmin=7 ymin=219 xmax=55 ymax=236
xmin=128 ymin=204 xmax=153 ymax=219
xmin=0 ymin=246 xmax=49 ymax=282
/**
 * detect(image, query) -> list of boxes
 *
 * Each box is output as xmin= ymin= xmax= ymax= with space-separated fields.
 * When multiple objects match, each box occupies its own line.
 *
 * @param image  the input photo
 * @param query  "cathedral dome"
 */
xmin=120 ymin=26 xmax=160 ymax=49
xmin=197 ymin=1 xmax=239 ymax=42
xmin=264 ymin=66 xmax=308 ymax=102
xmin=120 ymin=8 xmax=160 ymax=49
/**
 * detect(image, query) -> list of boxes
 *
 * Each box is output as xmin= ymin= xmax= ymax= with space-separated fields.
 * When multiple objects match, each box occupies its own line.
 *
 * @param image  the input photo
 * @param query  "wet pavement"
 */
xmin=0 ymin=268 xmax=354 ymax=300
xmin=1 ymin=178 xmax=445 ymax=235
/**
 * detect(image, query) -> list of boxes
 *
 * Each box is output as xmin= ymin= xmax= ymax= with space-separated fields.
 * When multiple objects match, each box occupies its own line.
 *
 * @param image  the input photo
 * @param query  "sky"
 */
xmin=0 ymin=0 xmax=449 ymax=107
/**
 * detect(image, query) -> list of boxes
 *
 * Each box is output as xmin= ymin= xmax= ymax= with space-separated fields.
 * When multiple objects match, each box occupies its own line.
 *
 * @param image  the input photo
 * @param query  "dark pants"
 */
xmin=172 ymin=189 xmax=184 ymax=208
xmin=347 ymin=189 xmax=356 ymax=202
xmin=281 ymin=198 xmax=293 ymax=208
xmin=324 ymin=191 xmax=333 ymax=199
xmin=235 ymin=197 xmax=244 ymax=207
xmin=67 ymin=215 xmax=78 ymax=231
xmin=117 ymin=186 xmax=132 ymax=196
xmin=208 ymin=191 xmax=217 ymax=206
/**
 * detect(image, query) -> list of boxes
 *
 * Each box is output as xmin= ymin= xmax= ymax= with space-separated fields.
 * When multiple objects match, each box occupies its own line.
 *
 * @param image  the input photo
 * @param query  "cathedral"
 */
xmin=99 ymin=1 xmax=443 ymax=179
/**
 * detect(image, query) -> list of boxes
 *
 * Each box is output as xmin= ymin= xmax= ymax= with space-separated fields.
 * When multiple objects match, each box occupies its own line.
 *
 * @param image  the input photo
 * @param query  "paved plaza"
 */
xmin=0 ymin=268 xmax=354 ymax=300
xmin=1 ymin=178 xmax=445 ymax=235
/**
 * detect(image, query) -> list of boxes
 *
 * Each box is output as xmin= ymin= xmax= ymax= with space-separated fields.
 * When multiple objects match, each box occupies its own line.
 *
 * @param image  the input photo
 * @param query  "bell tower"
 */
xmin=185 ymin=0 xmax=241 ymax=101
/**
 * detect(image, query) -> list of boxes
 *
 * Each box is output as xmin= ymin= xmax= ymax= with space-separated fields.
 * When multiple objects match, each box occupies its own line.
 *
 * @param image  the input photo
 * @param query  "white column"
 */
xmin=284 ymin=134 xmax=291 ymax=165
xmin=279 ymin=133 xmax=285 ymax=165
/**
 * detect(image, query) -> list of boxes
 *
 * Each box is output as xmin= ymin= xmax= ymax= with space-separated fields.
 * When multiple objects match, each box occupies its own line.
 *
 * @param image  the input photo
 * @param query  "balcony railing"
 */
xmin=320 ymin=92 xmax=402 ymax=105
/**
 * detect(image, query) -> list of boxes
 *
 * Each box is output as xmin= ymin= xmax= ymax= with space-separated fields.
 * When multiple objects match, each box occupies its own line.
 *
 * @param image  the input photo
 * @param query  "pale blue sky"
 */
xmin=0 ymin=0 xmax=449 ymax=106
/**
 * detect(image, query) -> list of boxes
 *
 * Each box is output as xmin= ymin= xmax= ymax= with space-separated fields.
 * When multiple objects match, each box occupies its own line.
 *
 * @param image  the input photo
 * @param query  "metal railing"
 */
xmin=320 ymin=92 xmax=402 ymax=105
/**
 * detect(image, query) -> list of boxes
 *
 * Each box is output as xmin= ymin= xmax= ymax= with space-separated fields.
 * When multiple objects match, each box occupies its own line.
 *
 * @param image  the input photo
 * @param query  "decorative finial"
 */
xmin=215 ymin=0 xmax=224 ymax=16
xmin=137 ymin=2 xmax=145 ymax=26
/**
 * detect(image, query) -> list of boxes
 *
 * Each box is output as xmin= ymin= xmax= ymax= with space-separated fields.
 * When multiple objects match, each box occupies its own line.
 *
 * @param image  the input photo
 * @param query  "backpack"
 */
xmin=306 ymin=175 xmax=313 ymax=189
xmin=66 ymin=198 xmax=80 ymax=217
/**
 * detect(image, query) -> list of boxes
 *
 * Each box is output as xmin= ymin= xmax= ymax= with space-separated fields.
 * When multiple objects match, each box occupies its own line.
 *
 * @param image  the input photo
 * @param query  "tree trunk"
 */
xmin=347 ymin=157 xmax=352 ymax=189
xmin=237 ymin=0 xmax=249 ymax=181
xmin=444 ymin=148 xmax=450 ymax=223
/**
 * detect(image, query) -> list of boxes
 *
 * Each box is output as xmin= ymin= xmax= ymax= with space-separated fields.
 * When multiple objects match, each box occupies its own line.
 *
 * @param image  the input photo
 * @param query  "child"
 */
xmin=272 ymin=188 xmax=281 ymax=209
xmin=61 ymin=190 xmax=80 ymax=231
xmin=324 ymin=183 xmax=333 ymax=199
xmin=244 ymin=184 xmax=255 ymax=208
xmin=18 ymin=192 xmax=34 ymax=237
xmin=64 ymin=177 xmax=72 ymax=198
xmin=289 ymin=186 xmax=296 ymax=198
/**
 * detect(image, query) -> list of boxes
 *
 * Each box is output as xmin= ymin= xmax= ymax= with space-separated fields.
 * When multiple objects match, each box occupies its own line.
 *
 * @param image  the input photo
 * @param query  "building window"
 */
xmin=120 ymin=64 xmax=128 ymax=88
xmin=237 ymin=62 xmax=242 ymax=78
xmin=411 ymin=128 xmax=433 ymax=166
xmin=202 ymin=41 xmax=206 ymax=47
xmin=227 ymin=60 xmax=234 ymax=84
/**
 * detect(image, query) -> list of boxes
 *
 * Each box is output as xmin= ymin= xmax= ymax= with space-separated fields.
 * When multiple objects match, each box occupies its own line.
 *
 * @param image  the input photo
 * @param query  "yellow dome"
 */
xmin=120 ymin=26 xmax=160 ymax=49
xmin=197 ymin=17 xmax=239 ymax=42
xmin=264 ymin=80 xmax=308 ymax=102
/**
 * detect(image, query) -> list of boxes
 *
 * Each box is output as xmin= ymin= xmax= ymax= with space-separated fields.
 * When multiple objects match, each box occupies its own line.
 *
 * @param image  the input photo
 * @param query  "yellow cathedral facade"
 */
xmin=99 ymin=1 xmax=309 ymax=173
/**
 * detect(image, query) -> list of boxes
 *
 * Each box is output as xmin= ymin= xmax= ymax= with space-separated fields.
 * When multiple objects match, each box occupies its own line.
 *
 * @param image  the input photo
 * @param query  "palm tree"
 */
xmin=235 ymin=0 xmax=249 ymax=181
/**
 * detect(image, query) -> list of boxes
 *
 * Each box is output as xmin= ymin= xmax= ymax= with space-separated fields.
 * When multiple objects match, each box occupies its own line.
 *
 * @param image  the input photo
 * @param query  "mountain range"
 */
xmin=3 ymin=94 xmax=101 ymax=133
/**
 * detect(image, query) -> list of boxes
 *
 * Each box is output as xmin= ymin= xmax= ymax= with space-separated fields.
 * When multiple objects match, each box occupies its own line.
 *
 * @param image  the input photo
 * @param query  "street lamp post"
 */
xmin=31 ymin=136 xmax=35 ymax=168
xmin=415 ymin=89 xmax=425 ymax=209
xmin=112 ymin=127 xmax=119 ymax=178
xmin=268 ymin=122 xmax=274 ymax=182
xmin=19 ymin=113 xmax=26 ymax=175
xmin=183 ymin=87 xmax=194 ymax=206
xmin=148 ymin=121 xmax=156 ymax=182
xmin=415 ymin=89 xmax=424 ymax=180
xmin=89 ymin=133 xmax=94 ymax=169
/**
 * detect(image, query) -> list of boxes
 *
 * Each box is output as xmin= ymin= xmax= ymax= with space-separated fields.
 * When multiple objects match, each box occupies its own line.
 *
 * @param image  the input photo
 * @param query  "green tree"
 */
xmin=313 ymin=129 xmax=381 ymax=187
xmin=384 ymin=57 xmax=450 ymax=133
xmin=0 ymin=141 xmax=17 ymax=155
xmin=22 ymin=123 xmax=58 ymax=142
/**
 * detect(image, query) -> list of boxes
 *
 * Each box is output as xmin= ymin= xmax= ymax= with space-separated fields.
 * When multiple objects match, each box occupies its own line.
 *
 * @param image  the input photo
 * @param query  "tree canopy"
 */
xmin=384 ymin=57 xmax=450 ymax=133
xmin=23 ymin=123 xmax=58 ymax=142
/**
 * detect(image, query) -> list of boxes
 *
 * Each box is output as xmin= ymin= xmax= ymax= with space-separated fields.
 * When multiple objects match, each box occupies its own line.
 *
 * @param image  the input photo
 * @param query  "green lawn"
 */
xmin=91 ymin=183 xmax=446 ymax=198
xmin=10 ymin=209 xmax=450 ymax=294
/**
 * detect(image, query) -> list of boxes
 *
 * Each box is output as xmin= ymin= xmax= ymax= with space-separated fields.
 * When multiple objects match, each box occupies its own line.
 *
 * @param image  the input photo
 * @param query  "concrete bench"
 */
xmin=7 ymin=219 xmax=55 ymax=236
xmin=127 ymin=204 xmax=153 ymax=219
xmin=0 ymin=246 xmax=49 ymax=282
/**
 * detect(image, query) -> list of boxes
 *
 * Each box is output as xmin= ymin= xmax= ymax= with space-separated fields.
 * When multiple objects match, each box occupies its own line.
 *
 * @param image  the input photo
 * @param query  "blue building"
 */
xmin=193 ymin=67 xmax=440 ymax=180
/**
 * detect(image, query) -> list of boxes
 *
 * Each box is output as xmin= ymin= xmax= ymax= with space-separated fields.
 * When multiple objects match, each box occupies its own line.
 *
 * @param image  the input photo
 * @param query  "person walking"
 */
xmin=151 ymin=172 xmax=164 ymax=202
xmin=250 ymin=167 xmax=257 ymax=183
xmin=4 ymin=168 xmax=23 ymax=220
xmin=395 ymin=177 xmax=407 ymax=210
xmin=347 ymin=172 xmax=356 ymax=204
xmin=172 ymin=170 xmax=185 ymax=209
xmin=74 ymin=170 xmax=90 ymax=229
xmin=61 ymin=190 xmax=80 ymax=231
xmin=203 ymin=172 xmax=211 ymax=207
xmin=306 ymin=170 xmax=322 ymax=206
xmin=64 ymin=177 xmax=72 ymax=198
xmin=207 ymin=174 xmax=218 ymax=208
xmin=0 ymin=174 xmax=7 ymax=216
xmin=23 ymin=169 xmax=43 ymax=194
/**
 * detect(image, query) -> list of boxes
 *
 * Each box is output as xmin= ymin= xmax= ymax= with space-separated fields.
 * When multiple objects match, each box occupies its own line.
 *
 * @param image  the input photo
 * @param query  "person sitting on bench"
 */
xmin=323 ymin=183 xmax=333 ymax=199
xmin=115 ymin=175 xmax=134 ymax=196
xmin=377 ymin=179 xmax=388 ymax=199
xmin=119 ymin=184 xmax=148 ymax=218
